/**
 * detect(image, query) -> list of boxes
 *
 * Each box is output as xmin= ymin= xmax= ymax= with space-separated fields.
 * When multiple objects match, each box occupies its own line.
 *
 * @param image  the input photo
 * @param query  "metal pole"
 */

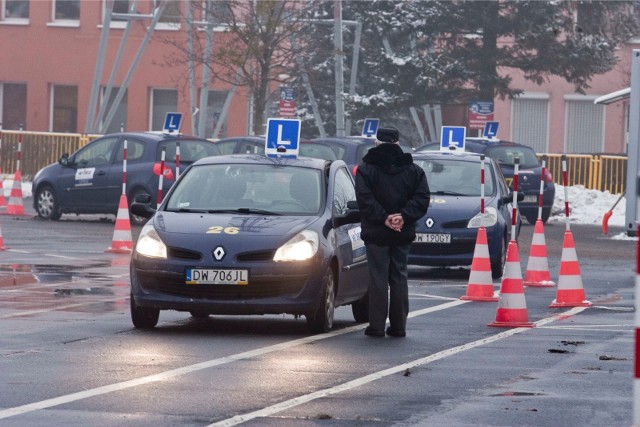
xmin=333 ymin=0 xmax=345 ymax=137
xmin=85 ymin=0 xmax=114 ymax=133
xmin=626 ymin=50 xmax=640 ymax=236
xmin=187 ymin=0 xmax=198 ymax=135
xmin=197 ymin=5 xmax=215 ymax=138
xmin=345 ymin=21 xmax=361 ymax=136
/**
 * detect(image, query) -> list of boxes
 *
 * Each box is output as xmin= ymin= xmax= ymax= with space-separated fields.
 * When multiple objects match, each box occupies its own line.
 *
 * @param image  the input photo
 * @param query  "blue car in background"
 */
xmin=32 ymin=132 xmax=220 ymax=224
xmin=416 ymin=138 xmax=555 ymax=224
xmin=129 ymin=154 xmax=369 ymax=332
xmin=410 ymin=151 xmax=521 ymax=278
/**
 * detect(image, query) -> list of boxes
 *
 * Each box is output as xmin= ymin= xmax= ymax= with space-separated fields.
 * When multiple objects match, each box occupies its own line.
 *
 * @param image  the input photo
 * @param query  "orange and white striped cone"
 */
xmin=4 ymin=170 xmax=27 ymax=216
xmin=549 ymin=230 xmax=591 ymax=308
xmin=0 ymin=169 xmax=7 ymax=210
xmin=106 ymin=194 xmax=133 ymax=254
xmin=461 ymin=226 xmax=498 ymax=301
xmin=488 ymin=240 xmax=534 ymax=328
xmin=524 ymin=219 xmax=555 ymax=287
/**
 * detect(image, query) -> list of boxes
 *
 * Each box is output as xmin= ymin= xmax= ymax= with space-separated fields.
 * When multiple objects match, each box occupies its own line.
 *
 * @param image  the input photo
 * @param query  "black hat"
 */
xmin=376 ymin=126 xmax=400 ymax=143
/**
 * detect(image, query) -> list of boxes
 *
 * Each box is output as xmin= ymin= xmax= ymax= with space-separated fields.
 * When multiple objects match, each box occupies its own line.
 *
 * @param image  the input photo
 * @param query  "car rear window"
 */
xmin=159 ymin=140 xmax=220 ymax=163
xmin=486 ymin=146 xmax=539 ymax=168
xmin=299 ymin=143 xmax=338 ymax=161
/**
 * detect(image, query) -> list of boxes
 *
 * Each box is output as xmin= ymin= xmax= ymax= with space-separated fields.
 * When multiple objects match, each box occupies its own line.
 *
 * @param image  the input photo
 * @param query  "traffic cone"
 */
xmin=4 ymin=170 xmax=27 ymax=216
xmin=0 ymin=169 xmax=7 ymax=209
xmin=461 ymin=226 xmax=498 ymax=301
xmin=524 ymin=219 xmax=555 ymax=287
xmin=549 ymin=230 xmax=592 ymax=308
xmin=488 ymin=240 xmax=534 ymax=328
xmin=106 ymin=194 xmax=133 ymax=254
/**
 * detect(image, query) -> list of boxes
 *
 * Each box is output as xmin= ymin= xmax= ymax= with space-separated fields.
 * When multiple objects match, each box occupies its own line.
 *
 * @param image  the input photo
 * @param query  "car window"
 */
xmin=115 ymin=138 xmax=145 ymax=162
xmin=486 ymin=146 xmax=539 ymax=168
xmin=166 ymin=164 xmax=324 ymax=215
xmin=75 ymin=136 xmax=118 ymax=167
xmin=300 ymin=143 xmax=338 ymax=161
xmin=213 ymin=140 xmax=238 ymax=155
xmin=217 ymin=140 xmax=263 ymax=155
xmin=160 ymin=140 xmax=220 ymax=163
xmin=332 ymin=167 xmax=356 ymax=216
xmin=414 ymin=158 xmax=495 ymax=196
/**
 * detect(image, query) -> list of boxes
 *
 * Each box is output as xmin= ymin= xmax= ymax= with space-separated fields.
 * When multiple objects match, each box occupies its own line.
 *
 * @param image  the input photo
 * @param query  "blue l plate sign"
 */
xmin=440 ymin=126 xmax=466 ymax=151
xmin=361 ymin=118 xmax=379 ymax=137
xmin=163 ymin=112 xmax=183 ymax=135
xmin=483 ymin=121 xmax=499 ymax=138
xmin=265 ymin=118 xmax=301 ymax=159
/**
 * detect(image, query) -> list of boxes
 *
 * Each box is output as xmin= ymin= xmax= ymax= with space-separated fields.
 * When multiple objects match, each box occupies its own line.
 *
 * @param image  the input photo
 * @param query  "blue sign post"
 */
xmin=361 ymin=118 xmax=379 ymax=138
xmin=163 ymin=112 xmax=183 ymax=135
xmin=265 ymin=118 xmax=301 ymax=159
xmin=440 ymin=126 xmax=466 ymax=151
xmin=483 ymin=121 xmax=499 ymax=139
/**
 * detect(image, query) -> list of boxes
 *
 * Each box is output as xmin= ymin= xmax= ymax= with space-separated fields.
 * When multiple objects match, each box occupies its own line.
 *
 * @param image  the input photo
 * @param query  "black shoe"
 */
xmin=364 ymin=326 xmax=385 ymax=337
xmin=386 ymin=327 xmax=406 ymax=337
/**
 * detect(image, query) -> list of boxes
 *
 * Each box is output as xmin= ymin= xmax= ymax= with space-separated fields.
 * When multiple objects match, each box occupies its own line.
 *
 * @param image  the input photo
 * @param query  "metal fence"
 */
xmin=0 ymin=130 xmax=629 ymax=194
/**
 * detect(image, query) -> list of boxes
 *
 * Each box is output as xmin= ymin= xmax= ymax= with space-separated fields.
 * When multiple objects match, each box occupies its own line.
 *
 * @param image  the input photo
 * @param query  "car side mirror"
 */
xmin=130 ymin=193 xmax=156 ymax=219
xmin=333 ymin=200 xmax=361 ymax=227
xmin=58 ymin=153 xmax=69 ymax=166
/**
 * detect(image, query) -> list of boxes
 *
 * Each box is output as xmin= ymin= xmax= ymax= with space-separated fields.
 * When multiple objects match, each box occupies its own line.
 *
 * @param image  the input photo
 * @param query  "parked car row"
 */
xmin=29 ymin=131 xmax=540 ymax=330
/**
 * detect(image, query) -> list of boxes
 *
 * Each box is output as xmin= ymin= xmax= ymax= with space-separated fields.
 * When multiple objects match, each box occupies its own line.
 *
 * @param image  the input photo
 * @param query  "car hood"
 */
xmin=418 ymin=194 xmax=499 ymax=229
xmin=152 ymin=211 xmax=321 ymax=243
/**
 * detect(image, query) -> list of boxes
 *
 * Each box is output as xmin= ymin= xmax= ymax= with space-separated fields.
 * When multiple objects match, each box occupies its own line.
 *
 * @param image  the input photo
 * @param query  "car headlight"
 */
xmin=467 ymin=207 xmax=498 ymax=228
xmin=135 ymin=222 xmax=167 ymax=258
xmin=273 ymin=230 xmax=319 ymax=261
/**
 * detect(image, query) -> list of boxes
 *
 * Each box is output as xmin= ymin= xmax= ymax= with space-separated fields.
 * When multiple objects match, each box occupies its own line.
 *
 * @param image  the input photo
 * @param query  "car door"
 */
xmin=328 ymin=162 xmax=369 ymax=301
xmin=59 ymin=135 xmax=119 ymax=210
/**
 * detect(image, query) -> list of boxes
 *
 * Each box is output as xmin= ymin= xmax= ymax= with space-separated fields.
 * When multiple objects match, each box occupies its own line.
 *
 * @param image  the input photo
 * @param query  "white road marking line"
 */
xmin=0 ymin=300 xmax=465 ymax=420
xmin=0 ymin=297 xmax=127 ymax=319
xmin=207 ymin=307 xmax=588 ymax=427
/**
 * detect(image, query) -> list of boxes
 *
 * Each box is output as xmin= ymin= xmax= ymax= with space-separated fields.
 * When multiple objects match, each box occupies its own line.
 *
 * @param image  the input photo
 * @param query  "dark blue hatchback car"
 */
xmin=129 ymin=154 xmax=369 ymax=332
xmin=410 ymin=151 xmax=520 ymax=278
xmin=416 ymin=138 xmax=555 ymax=224
xmin=32 ymin=132 xmax=220 ymax=224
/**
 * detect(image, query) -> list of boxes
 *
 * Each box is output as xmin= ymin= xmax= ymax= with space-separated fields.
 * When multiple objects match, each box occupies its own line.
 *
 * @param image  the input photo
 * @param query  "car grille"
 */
xmin=168 ymin=247 xmax=202 ymax=260
xmin=411 ymin=241 xmax=475 ymax=256
xmin=441 ymin=220 xmax=469 ymax=229
xmin=237 ymin=250 xmax=276 ymax=262
xmin=138 ymin=271 xmax=307 ymax=299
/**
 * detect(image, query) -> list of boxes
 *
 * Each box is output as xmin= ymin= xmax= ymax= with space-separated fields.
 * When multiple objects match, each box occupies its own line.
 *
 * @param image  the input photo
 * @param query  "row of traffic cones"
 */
xmin=460 ymin=219 xmax=591 ymax=328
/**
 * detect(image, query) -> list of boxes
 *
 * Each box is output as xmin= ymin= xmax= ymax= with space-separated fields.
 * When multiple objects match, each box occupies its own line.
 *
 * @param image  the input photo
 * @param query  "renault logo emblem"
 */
xmin=213 ymin=246 xmax=226 ymax=261
xmin=425 ymin=218 xmax=434 ymax=228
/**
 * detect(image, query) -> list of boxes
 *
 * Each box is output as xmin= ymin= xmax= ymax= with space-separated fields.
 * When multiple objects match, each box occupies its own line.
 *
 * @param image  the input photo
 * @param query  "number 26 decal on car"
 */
xmin=207 ymin=226 xmax=240 ymax=234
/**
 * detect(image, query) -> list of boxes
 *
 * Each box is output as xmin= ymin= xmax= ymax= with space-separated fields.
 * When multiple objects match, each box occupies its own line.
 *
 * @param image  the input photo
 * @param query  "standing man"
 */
xmin=355 ymin=126 xmax=430 ymax=337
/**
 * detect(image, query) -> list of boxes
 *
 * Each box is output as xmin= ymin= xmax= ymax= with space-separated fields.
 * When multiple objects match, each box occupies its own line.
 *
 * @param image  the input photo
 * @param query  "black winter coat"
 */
xmin=355 ymin=143 xmax=430 ymax=246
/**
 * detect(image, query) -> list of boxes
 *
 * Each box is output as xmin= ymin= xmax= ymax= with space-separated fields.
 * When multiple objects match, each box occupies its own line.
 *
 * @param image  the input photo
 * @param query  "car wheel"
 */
xmin=491 ymin=237 xmax=507 ymax=279
xmin=351 ymin=292 xmax=369 ymax=323
xmin=524 ymin=213 xmax=538 ymax=225
xmin=129 ymin=188 xmax=150 ymax=226
xmin=130 ymin=290 xmax=159 ymax=329
xmin=306 ymin=266 xmax=336 ymax=333
xmin=541 ymin=208 xmax=551 ymax=224
xmin=35 ymin=185 xmax=62 ymax=220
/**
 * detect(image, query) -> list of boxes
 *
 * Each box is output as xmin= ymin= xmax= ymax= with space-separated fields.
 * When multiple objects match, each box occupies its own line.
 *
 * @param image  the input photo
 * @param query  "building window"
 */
xmin=100 ymin=86 xmax=128 ymax=134
xmin=52 ymin=0 xmax=80 ymax=23
xmin=155 ymin=0 xmax=180 ymax=30
xmin=150 ymin=89 xmax=177 ymax=131
xmin=1 ymin=82 xmax=27 ymax=130
xmin=205 ymin=91 xmax=228 ymax=138
xmin=564 ymin=96 xmax=604 ymax=154
xmin=102 ymin=0 xmax=130 ymax=28
xmin=511 ymin=94 xmax=549 ymax=153
xmin=51 ymin=85 xmax=78 ymax=133
xmin=2 ymin=0 xmax=29 ymax=22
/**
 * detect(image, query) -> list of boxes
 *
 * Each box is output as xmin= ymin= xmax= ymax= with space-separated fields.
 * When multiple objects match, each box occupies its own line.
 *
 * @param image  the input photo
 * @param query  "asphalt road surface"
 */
xmin=0 ymin=199 xmax=636 ymax=426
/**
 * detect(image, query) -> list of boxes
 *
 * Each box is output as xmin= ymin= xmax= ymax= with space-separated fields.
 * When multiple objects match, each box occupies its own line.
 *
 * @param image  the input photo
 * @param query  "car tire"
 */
xmin=491 ymin=237 xmax=507 ymax=279
xmin=35 ymin=185 xmax=62 ymax=220
xmin=306 ymin=266 xmax=336 ymax=333
xmin=130 ymin=290 xmax=159 ymax=329
xmin=351 ymin=292 xmax=369 ymax=323
xmin=129 ymin=188 xmax=150 ymax=226
xmin=541 ymin=208 xmax=551 ymax=224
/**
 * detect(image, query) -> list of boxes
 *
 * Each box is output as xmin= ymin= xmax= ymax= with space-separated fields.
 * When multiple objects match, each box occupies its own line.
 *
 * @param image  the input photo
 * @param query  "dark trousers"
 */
xmin=365 ymin=243 xmax=411 ymax=331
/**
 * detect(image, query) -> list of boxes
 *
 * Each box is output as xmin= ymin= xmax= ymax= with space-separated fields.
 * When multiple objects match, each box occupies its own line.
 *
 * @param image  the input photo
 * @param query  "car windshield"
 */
xmin=486 ymin=146 xmax=539 ymax=168
xmin=165 ymin=163 xmax=324 ymax=215
xmin=299 ymin=143 xmax=338 ymax=160
xmin=414 ymin=158 xmax=495 ymax=197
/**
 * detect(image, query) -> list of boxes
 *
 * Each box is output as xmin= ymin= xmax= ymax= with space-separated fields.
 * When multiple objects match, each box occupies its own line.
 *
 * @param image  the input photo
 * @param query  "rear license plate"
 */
xmin=523 ymin=195 xmax=538 ymax=203
xmin=414 ymin=233 xmax=451 ymax=244
xmin=185 ymin=268 xmax=249 ymax=285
